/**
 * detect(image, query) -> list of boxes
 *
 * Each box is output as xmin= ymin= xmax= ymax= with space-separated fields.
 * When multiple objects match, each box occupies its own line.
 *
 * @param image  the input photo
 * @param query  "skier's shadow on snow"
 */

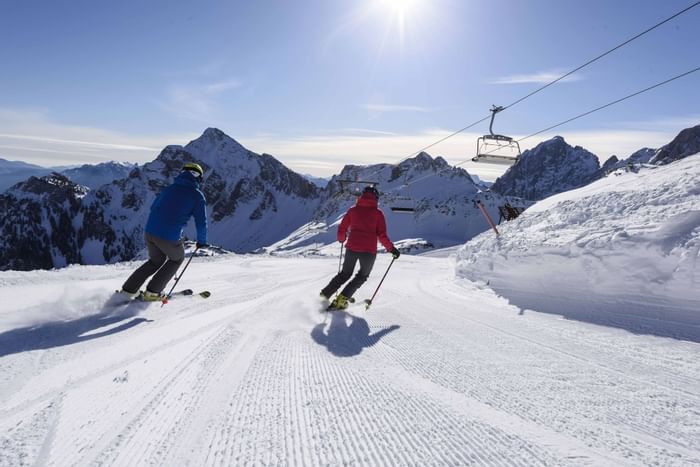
xmin=0 ymin=304 xmax=152 ymax=357
xmin=311 ymin=311 xmax=399 ymax=357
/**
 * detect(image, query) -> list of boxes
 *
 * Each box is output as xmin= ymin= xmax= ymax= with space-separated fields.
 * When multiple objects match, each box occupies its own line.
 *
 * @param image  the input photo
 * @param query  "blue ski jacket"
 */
xmin=145 ymin=171 xmax=208 ymax=244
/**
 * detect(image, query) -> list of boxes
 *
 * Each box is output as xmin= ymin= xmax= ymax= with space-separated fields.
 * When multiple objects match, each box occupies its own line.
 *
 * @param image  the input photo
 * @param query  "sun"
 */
xmin=379 ymin=0 xmax=420 ymax=15
xmin=378 ymin=0 xmax=421 ymax=22
xmin=375 ymin=0 xmax=423 ymax=44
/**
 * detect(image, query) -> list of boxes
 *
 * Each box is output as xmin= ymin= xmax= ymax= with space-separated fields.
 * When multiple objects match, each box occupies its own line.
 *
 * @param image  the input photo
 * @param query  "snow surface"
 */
xmin=2 ymin=153 xmax=700 ymax=466
xmin=1 ymin=251 xmax=699 ymax=466
xmin=457 ymin=154 xmax=700 ymax=342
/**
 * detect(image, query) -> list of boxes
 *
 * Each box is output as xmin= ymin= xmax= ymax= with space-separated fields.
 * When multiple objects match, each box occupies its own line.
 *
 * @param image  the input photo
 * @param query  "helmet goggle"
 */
xmin=186 ymin=169 xmax=203 ymax=180
xmin=182 ymin=162 xmax=204 ymax=181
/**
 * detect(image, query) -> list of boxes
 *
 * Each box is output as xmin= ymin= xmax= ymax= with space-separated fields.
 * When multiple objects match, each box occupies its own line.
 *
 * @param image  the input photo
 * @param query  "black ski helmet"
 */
xmin=363 ymin=185 xmax=379 ymax=198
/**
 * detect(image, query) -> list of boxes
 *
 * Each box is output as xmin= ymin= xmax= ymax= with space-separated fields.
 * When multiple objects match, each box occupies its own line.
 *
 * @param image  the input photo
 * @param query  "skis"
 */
xmin=107 ymin=289 xmax=211 ymax=307
xmin=161 ymin=289 xmax=211 ymax=304
xmin=169 ymin=289 xmax=211 ymax=299
xmin=323 ymin=297 xmax=378 ymax=312
xmin=324 ymin=296 xmax=355 ymax=312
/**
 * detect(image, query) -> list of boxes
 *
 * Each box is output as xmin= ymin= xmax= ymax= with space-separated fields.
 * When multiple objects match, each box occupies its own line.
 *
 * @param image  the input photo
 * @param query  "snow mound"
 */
xmin=457 ymin=154 xmax=700 ymax=341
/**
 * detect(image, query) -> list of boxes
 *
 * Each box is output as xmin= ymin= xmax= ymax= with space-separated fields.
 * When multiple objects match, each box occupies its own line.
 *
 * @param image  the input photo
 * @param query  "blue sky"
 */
xmin=1 ymin=0 xmax=698 ymax=180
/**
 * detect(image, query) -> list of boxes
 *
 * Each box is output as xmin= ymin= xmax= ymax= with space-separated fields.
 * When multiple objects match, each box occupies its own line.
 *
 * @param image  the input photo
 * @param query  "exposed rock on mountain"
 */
xmin=265 ymin=152 xmax=529 ymax=255
xmin=491 ymin=136 xmax=600 ymax=201
xmin=0 ymin=173 xmax=87 ymax=270
xmin=650 ymin=124 xmax=700 ymax=165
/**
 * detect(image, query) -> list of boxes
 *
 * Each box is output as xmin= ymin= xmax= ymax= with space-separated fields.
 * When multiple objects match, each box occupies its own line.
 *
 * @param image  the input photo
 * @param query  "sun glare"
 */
xmin=375 ymin=0 xmax=423 ymax=45
xmin=380 ymin=0 xmax=419 ymax=14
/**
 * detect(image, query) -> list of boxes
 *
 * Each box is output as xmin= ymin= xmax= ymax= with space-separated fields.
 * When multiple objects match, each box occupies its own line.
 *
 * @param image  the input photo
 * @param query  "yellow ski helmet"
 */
xmin=182 ymin=162 xmax=204 ymax=179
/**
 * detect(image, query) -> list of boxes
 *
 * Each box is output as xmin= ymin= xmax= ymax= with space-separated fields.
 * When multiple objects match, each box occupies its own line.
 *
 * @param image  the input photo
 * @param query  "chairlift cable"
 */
xmin=514 ymin=65 xmax=700 ymax=142
xmin=395 ymin=65 xmax=700 ymax=191
xmin=363 ymin=1 xmax=700 ymax=182
xmin=501 ymin=1 xmax=700 ymax=112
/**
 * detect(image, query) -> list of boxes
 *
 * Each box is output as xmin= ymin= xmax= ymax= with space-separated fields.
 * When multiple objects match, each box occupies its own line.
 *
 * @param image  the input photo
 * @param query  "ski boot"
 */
xmin=117 ymin=289 xmax=138 ymax=299
xmin=328 ymin=294 xmax=350 ymax=310
xmin=106 ymin=289 xmax=139 ymax=307
xmin=141 ymin=289 xmax=166 ymax=302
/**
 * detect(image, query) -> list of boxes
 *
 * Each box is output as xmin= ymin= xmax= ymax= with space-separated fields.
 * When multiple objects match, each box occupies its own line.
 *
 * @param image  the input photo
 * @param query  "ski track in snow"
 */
xmin=0 ymin=255 xmax=699 ymax=466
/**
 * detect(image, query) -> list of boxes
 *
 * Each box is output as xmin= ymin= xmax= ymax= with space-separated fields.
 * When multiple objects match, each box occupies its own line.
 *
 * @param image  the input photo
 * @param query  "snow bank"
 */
xmin=457 ymin=155 xmax=700 ymax=341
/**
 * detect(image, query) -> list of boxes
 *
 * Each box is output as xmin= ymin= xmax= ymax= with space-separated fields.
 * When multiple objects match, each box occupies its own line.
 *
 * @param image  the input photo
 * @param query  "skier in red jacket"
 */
xmin=321 ymin=185 xmax=400 ymax=309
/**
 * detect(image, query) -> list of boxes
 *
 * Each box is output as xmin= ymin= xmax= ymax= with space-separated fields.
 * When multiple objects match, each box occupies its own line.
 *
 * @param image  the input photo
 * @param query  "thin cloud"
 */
xmin=161 ymin=78 xmax=242 ymax=120
xmin=1 ymin=106 xmax=692 ymax=182
xmin=0 ymin=134 xmax=158 ymax=152
xmin=0 ymin=108 xmax=195 ymax=166
xmin=615 ymin=115 xmax=700 ymax=132
xmin=490 ymin=70 xmax=583 ymax=85
xmin=363 ymin=103 xmax=432 ymax=113
xmin=162 ymin=60 xmax=228 ymax=78
xmin=241 ymin=122 xmax=689 ymax=181
xmin=342 ymin=128 xmax=399 ymax=136
xmin=205 ymin=80 xmax=242 ymax=94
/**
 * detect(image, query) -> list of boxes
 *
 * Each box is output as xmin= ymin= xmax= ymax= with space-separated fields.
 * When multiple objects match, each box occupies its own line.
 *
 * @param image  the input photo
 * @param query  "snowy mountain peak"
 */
xmin=202 ymin=127 xmax=228 ymax=140
xmin=59 ymin=161 xmax=136 ymax=190
xmin=185 ymin=127 xmax=248 ymax=165
xmin=491 ymin=136 xmax=600 ymax=201
xmin=10 ymin=172 xmax=88 ymax=199
xmin=537 ymin=135 xmax=574 ymax=152
xmin=650 ymin=123 xmax=700 ymax=165
xmin=396 ymin=151 xmax=450 ymax=173
xmin=267 ymin=151 xmax=525 ymax=255
xmin=1 ymin=173 xmax=85 ymax=269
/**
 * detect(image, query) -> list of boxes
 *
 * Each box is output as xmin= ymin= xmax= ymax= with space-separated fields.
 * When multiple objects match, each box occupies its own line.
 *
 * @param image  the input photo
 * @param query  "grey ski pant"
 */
xmin=321 ymin=249 xmax=376 ymax=299
xmin=122 ymin=232 xmax=185 ymax=294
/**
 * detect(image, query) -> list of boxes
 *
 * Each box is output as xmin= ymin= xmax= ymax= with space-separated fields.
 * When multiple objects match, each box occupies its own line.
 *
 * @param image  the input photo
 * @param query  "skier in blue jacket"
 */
xmin=120 ymin=162 xmax=208 ymax=301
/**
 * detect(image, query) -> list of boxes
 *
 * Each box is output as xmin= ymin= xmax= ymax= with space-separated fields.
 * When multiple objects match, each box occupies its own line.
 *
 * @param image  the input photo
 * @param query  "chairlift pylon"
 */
xmin=472 ymin=105 xmax=521 ymax=165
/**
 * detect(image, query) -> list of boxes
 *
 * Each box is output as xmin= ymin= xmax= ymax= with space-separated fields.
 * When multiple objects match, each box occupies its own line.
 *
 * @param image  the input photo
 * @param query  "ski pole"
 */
xmin=364 ymin=257 xmax=396 ymax=310
xmin=329 ymin=243 xmax=344 ymax=304
xmin=338 ymin=242 xmax=344 ymax=275
xmin=162 ymin=246 xmax=199 ymax=306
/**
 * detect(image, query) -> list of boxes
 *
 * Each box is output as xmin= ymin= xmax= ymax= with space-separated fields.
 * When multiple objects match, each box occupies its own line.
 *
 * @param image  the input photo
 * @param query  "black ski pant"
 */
xmin=122 ymin=233 xmax=185 ymax=294
xmin=322 ymin=249 xmax=376 ymax=299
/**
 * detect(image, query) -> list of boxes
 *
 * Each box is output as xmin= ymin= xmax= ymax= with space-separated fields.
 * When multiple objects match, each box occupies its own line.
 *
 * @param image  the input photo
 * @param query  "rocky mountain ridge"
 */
xmin=2 ymin=124 xmax=698 ymax=271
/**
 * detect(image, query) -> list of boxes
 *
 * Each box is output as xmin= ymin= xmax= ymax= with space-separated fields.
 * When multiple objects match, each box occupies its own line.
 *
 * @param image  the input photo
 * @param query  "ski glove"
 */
xmin=390 ymin=247 xmax=401 ymax=259
xmin=196 ymin=242 xmax=208 ymax=249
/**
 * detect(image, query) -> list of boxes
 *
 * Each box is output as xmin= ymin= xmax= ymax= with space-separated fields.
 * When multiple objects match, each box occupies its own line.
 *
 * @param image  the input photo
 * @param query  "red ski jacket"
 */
xmin=337 ymin=192 xmax=394 ymax=254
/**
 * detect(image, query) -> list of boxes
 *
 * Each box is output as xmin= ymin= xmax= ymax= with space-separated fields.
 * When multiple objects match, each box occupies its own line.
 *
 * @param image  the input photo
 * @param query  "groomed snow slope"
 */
xmin=1 ymin=254 xmax=699 ymax=466
xmin=458 ymin=155 xmax=700 ymax=342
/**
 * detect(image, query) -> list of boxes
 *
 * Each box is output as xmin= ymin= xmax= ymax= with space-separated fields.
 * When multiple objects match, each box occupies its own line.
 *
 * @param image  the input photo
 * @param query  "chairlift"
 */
xmin=335 ymin=179 xmax=379 ymax=197
xmin=390 ymin=196 xmax=415 ymax=213
xmin=389 ymin=180 xmax=416 ymax=214
xmin=472 ymin=105 xmax=521 ymax=165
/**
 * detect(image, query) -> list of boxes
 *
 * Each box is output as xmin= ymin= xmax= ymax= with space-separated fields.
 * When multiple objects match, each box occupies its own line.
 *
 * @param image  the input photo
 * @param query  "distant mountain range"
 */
xmin=0 ymin=159 xmax=53 ymax=191
xmin=302 ymin=174 xmax=329 ymax=188
xmin=0 ymin=159 xmax=135 ymax=191
xmin=1 ymin=124 xmax=698 ymax=271
xmin=59 ymin=161 xmax=136 ymax=189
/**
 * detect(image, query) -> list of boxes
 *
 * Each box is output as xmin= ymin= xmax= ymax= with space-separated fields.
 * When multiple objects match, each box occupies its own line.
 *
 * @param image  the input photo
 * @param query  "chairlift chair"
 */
xmin=390 ymin=194 xmax=415 ymax=213
xmin=472 ymin=105 xmax=521 ymax=165
xmin=335 ymin=179 xmax=379 ymax=196
xmin=389 ymin=177 xmax=416 ymax=214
